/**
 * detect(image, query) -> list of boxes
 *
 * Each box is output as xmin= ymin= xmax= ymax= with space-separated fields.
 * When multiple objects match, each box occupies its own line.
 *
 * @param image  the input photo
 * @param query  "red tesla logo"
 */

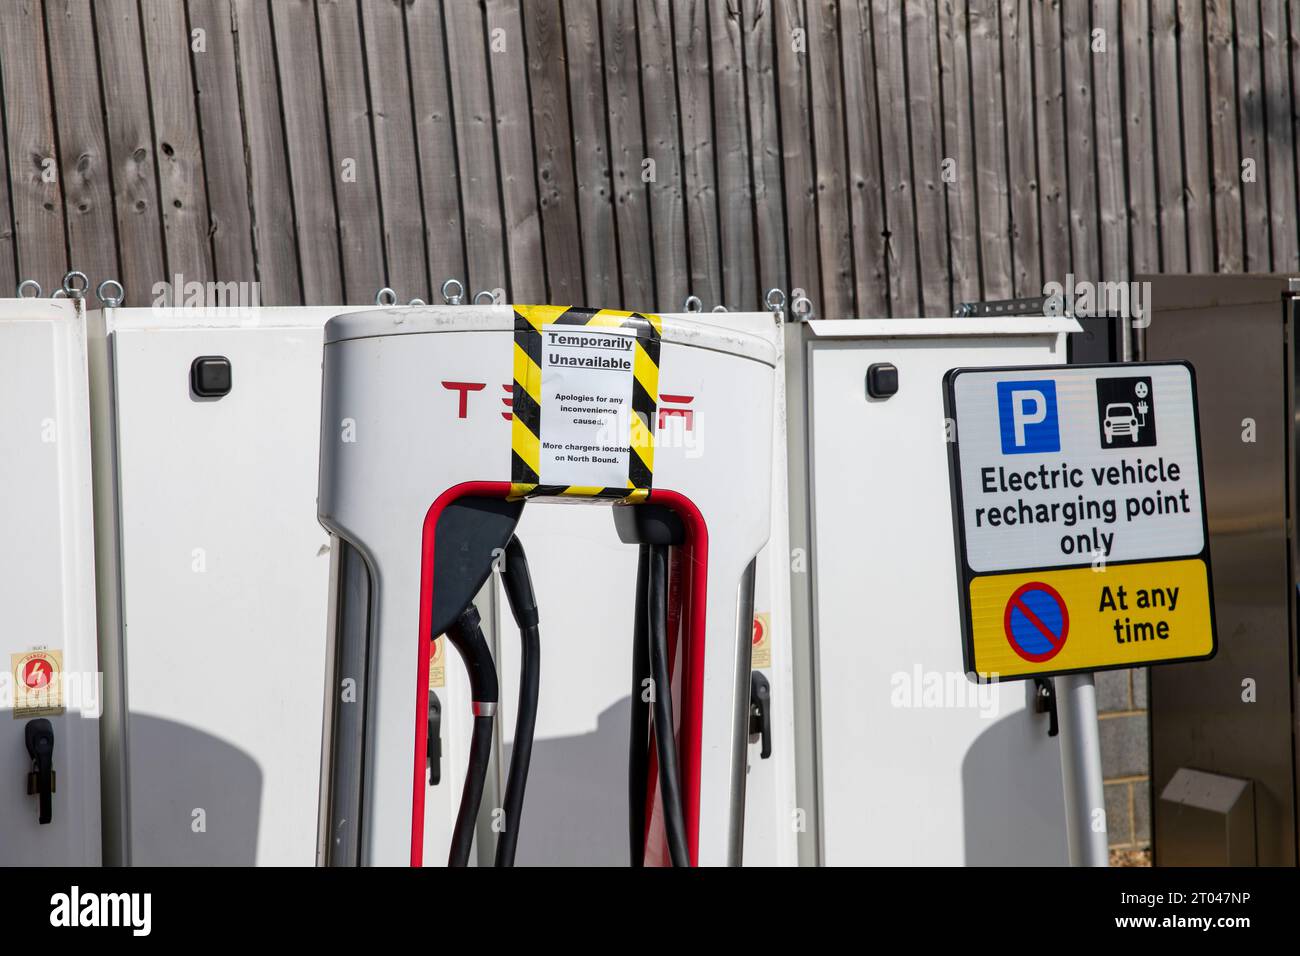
xmin=443 ymin=381 xmax=694 ymax=429
xmin=442 ymin=381 xmax=515 ymax=420
xmin=441 ymin=381 xmax=486 ymax=418
xmin=659 ymin=394 xmax=695 ymax=431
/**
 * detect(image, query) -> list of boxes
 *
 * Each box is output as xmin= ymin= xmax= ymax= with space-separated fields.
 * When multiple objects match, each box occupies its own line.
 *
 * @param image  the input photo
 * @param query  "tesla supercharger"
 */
xmin=0 ymin=296 xmax=101 ymax=865
xmin=784 ymin=315 xmax=1082 ymax=865
xmin=86 ymin=304 xmax=383 ymax=866
xmin=317 ymin=305 xmax=777 ymax=866
xmin=484 ymin=311 xmax=798 ymax=865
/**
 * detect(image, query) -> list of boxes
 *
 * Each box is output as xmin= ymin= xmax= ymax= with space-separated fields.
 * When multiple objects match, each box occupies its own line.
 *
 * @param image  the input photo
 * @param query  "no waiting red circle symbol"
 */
xmin=1003 ymin=582 xmax=1069 ymax=663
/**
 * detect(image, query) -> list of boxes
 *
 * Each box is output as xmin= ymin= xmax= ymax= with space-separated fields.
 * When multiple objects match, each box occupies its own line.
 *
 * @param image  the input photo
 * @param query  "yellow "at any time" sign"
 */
xmin=968 ymin=560 xmax=1213 ymax=678
xmin=945 ymin=363 xmax=1217 ymax=681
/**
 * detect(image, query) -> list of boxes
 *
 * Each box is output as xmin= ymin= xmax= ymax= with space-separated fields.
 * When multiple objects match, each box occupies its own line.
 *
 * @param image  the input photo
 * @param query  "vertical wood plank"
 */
xmin=267 ymin=0 xmax=340 ymax=304
xmin=524 ymin=0 xmax=583 ymax=304
xmin=139 ymin=0 xmax=213 ymax=286
xmin=709 ymin=0 xmax=758 ymax=311
xmin=443 ymin=0 xmax=507 ymax=297
xmin=1263 ymin=0 xmax=1297 ymax=271
xmin=0 ymin=0 xmax=68 ymax=291
xmin=674 ymin=0 xmax=722 ymax=309
xmin=806 ymin=0 xmax=852 ymax=317
xmin=1206 ymin=0 xmax=1243 ymax=270
xmin=316 ymin=0 xmax=385 ymax=303
xmin=870 ymin=0 xmax=919 ymax=316
xmin=840 ymin=0 xmax=881 ymax=315
xmin=484 ymin=0 xmax=545 ymax=302
xmin=1290 ymin=0 xmax=1300 ymax=273
xmin=1033 ymin=0 xmax=1070 ymax=285
xmin=1124 ymin=1 xmax=1159 ymax=275
xmin=564 ymin=0 xmax=621 ymax=305
xmin=358 ymin=0 xmax=430 ymax=300
xmin=94 ymin=0 xmax=167 ymax=304
xmin=638 ymin=0 xmax=688 ymax=311
xmin=0 ymin=43 xmax=14 ymax=291
xmin=1060 ymin=0 xmax=1098 ymax=281
xmin=1177 ymin=0 xmax=1213 ymax=272
xmin=602 ymin=0 xmax=656 ymax=311
xmin=1004 ymin=0 xmax=1043 ymax=297
xmin=940 ymin=0 xmax=981 ymax=305
xmin=46 ymin=0 xmax=119 ymax=289
xmin=1234 ymin=0 xmax=1268 ymax=270
xmin=47 ymin=0 xmax=119 ymax=292
xmin=1151 ymin=0 xmax=1188 ymax=271
xmin=232 ymin=0 xmax=302 ymax=305
xmin=187 ymin=0 xmax=256 ymax=282
xmin=743 ymin=0 xmax=788 ymax=302
xmin=971 ymin=0 xmax=1014 ymax=297
xmin=1091 ymin=0 xmax=1128 ymax=281
xmin=408 ymin=0 xmax=466 ymax=296
xmin=773 ymin=0 xmax=817 ymax=310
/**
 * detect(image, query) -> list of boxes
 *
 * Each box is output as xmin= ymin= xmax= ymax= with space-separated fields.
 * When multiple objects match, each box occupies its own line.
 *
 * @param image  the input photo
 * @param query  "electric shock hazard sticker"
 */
xmin=10 ymin=650 xmax=65 ymax=718
xmin=429 ymin=636 xmax=445 ymax=689
xmin=511 ymin=306 xmax=661 ymax=501
xmin=752 ymin=613 xmax=772 ymax=669
xmin=944 ymin=363 xmax=1216 ymax=681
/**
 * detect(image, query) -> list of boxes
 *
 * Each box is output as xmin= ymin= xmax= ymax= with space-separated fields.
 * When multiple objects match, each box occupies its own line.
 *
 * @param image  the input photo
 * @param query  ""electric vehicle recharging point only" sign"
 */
xmin=943 ymin=363 xmax=1216 ymax=681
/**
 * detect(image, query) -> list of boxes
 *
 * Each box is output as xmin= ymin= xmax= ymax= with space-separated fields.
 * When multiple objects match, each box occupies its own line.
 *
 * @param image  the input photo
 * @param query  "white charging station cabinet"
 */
xmin=785 ymin=317 xmax=1080 ymax=865
xmin=317 ymin=306 xmax=779 ymax=866
xmin=488 ymin=312 xmax=799 ymax=866
xmin=0 ymin=297 xmax=102 ymax=865
xmin=87 ymin=306 xmax=369 ymax=866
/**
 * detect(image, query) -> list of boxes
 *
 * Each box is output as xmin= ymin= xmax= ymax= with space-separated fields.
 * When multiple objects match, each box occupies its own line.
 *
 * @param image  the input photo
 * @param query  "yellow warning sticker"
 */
xmin=10 ymin=649 xmax=64 ymax=718
xmin=510 ymin=306 xmax=661 ymax=502
xmin=751 ymin=613 xmax=772 ymax=669
xmin=968 ymin=559 xmax=1214 ymax=679
xmin=429 ymin=636 xmax=446 ymax=690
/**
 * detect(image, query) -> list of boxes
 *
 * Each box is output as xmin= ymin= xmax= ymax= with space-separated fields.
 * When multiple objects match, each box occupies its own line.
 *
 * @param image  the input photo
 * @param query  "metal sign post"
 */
xmin=1054 ymin=673 xmax=1109 ymax=866
xmin=943 ymin=362 xmax=1217 ymax=866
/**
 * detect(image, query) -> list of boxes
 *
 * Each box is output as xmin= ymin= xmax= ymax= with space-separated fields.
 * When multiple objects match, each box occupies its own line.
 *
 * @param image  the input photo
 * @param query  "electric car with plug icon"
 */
xmin=1102 ymin=399 xmax=1150 ymax=443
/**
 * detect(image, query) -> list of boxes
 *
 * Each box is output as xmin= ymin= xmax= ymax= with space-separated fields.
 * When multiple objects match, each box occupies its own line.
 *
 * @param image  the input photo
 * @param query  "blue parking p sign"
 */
xmin=997 ymin=380 xmax=1060 ymax=454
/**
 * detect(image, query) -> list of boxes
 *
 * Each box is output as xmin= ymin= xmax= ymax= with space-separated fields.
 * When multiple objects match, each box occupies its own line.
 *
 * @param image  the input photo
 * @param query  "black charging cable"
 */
xmin=495 ymin=535 xmax=540 ymax=867
xmin=445 ymin=604 xmax=498 ymax=867
xmin=647 ymin=543 xmax=690 ymax=866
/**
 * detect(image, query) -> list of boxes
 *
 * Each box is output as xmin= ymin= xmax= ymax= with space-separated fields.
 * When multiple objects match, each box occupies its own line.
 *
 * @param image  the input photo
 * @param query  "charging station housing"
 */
xmin=87 ymin=305 xmax=380 ymax=866
xmin=784 ymin=316 xmax=1081 ymax=865
xmin=0 ymin=296 xmax=101 ymax=865
xmin=317 ymin=305 xmax=778 ymax=866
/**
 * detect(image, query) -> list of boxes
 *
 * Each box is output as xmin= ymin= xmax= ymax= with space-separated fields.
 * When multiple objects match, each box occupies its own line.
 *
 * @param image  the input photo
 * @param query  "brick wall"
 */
xmin=1098 ymin=668 xmax=1150 ymax=853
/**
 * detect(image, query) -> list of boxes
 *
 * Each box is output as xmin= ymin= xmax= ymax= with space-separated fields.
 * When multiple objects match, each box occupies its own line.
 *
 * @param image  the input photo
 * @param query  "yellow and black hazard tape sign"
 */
xmin=510 ymin=306 xmax=662 ymax=502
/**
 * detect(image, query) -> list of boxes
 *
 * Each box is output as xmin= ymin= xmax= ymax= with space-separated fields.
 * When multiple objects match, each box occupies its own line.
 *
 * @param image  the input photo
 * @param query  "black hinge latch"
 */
xmin=1033 ymin=678 xmax=1059 ymax=738
xmin=25 ymin=718 xmax=55 ymax=824
xmin=749 ymin=672 xmax=772 ymax=759
xmin=427 ymin=691 xmax=442 ymax=786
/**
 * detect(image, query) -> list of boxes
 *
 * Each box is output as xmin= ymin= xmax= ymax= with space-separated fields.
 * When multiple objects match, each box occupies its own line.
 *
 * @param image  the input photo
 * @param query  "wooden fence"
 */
xmin=0 ymin=0 xmax=1295 ymax=314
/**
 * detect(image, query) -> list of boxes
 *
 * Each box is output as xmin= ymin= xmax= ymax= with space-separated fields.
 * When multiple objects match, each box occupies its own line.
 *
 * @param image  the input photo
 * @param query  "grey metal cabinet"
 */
xmin=1140 ymin=274 xmax=1296 ymax=867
